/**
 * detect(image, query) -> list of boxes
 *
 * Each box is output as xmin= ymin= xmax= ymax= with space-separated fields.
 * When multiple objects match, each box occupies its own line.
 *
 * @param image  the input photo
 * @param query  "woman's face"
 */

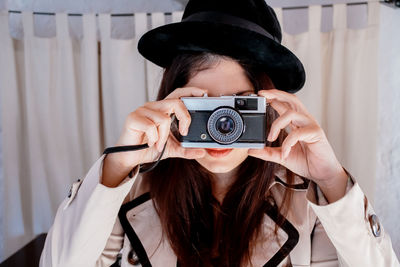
xmin=184 ymin=58 xmax=255 ymax=174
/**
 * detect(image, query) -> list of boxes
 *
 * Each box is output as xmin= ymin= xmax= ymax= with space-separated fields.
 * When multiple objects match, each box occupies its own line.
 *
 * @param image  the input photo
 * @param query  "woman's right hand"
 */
xmin=102 ymin=87 xmax=207 ymax=187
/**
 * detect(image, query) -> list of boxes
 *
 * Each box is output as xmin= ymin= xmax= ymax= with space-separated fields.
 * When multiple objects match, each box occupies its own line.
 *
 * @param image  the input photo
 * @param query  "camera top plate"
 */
xmin=181 ymin=95 xmax=266 ymax=113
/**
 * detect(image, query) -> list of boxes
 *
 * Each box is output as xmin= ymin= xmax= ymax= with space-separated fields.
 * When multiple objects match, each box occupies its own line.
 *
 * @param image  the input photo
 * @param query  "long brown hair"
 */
xmin=144 ymin=53 xmax=295 ymax=266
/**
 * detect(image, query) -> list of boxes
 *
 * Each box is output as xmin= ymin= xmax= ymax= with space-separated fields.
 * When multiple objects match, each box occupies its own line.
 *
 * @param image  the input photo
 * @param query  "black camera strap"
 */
xmin=102 ymin=143 xmax=167 ymax=175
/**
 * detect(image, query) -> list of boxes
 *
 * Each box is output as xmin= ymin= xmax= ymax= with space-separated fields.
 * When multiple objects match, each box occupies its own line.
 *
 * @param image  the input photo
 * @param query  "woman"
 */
xmin=40 ymin=0 xmax=399 ymax=266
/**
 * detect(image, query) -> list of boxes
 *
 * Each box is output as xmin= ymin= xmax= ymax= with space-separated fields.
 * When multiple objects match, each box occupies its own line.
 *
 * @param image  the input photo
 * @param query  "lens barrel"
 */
xmin=207 ymin=107 xmax=244 ymax=144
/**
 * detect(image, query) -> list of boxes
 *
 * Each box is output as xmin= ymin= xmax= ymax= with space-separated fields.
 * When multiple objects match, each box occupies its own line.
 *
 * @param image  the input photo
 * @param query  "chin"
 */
xmin=195 ymin=148 xmax=249 ymax=174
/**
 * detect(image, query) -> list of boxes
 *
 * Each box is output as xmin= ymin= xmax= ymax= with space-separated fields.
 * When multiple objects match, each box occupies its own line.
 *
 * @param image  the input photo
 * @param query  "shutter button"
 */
xmin=368 ymin=214 xmax=381 ymax=237
xmin=128 ymin=249 xmax=140 ymax=265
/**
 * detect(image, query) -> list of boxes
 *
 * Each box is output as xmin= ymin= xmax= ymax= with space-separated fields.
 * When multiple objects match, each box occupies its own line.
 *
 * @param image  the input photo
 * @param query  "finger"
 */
xmin=135 ymin=107 xmax=172 ymax=151
xmin=145 ymin=99 xmax=191 ymax=136
xmin=164 ymin=134 xmax=206 ymax=159
xmin=248 ymin=147 xmax=283 ymax=165
xmin=268 ymin=99 xmax=291 ymax=116
xmin=259 ymin=89 xmax=309 ymax=114
xmin=267 ymin=110 xmax=312 ymax=142
xmin=156 ymin=117 xmax=171 ymax=152
xmin=166 ymin=87 xmax=208 ymax=99
xmin=126 ymin=112 xmax=159 ymax=147
xmin=268 ymin=100 xmax=298 ymax=134
xmin=281 ymin=125 xmax=322 ymax=159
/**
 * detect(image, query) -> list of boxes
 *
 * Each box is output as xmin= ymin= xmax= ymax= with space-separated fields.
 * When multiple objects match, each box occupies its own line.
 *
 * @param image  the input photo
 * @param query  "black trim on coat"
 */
xmin=263 ymin=200 xmax=299 ymax=267
xmin=119 ymin=192 xmax=299 ymax=267
xmin=118 ymin=192 xmax=152 ymax=267
xmin=274 ymin=176 xmax=310 ymax=190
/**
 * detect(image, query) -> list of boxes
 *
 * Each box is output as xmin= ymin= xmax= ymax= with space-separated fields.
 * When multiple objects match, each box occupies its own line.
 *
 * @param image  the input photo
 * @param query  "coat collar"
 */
xmin=118 ymin=192 xmax=300 ymax=267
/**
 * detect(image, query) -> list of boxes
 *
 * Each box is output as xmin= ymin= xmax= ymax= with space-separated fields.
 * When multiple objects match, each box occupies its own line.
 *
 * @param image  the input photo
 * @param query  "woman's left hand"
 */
xmin=248 ymin=89 xmax=349 ymax=203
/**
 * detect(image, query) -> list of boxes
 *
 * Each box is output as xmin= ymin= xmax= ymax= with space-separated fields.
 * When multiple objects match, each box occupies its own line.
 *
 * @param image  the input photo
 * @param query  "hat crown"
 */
xmin=182 ymin=0 xmax=282 ymax=43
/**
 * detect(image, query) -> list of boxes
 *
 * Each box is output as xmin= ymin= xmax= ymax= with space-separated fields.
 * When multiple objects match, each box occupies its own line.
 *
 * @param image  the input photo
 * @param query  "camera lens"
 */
xmin=207 ymin=107 xmax=244 ymax=144
xmin=216 ymin=116 xmax=235 ymax=134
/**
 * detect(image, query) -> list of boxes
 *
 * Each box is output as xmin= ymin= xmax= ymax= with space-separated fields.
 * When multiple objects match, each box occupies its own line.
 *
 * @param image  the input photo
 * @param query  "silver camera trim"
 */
xmin=180 ymin=142 xmax=265 ymax=149
xmin=180 ymin=95 xmax=266 ymax=113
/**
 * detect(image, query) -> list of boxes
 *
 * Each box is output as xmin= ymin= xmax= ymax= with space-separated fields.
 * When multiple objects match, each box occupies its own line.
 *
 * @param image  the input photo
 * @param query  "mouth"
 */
xmin=205 ymin=148 xmax=233 ymax=158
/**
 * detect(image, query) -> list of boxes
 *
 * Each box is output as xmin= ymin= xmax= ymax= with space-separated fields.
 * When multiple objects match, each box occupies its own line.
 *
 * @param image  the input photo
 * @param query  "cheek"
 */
xmin=195 ymin=149 xmax=249 ymax=173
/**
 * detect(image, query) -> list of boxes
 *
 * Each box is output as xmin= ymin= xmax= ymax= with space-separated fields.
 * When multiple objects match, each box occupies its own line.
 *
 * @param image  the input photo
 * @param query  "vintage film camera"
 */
xmin=178 ymin=94 xmax=267 ymax=148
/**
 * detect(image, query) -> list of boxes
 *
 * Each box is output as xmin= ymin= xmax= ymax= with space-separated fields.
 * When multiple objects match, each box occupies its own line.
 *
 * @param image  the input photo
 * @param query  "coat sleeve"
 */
xmin=39 ymin=154 xmax=139 ymax=267
xmin=307 ymin=168 xmax=400 ymax=267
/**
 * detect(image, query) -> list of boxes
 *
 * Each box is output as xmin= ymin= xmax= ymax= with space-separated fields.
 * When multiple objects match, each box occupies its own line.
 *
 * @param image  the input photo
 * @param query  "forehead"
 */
xmin=184 ymin=58 xmax=254 ymax=96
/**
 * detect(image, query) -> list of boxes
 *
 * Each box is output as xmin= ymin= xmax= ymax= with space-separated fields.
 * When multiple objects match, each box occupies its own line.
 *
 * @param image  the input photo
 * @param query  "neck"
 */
xmin=211 ymin=167 xmax=239 ymax=204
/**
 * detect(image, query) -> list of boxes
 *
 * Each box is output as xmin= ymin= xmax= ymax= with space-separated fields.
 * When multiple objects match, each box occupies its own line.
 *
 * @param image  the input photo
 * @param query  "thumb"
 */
xmin=248 ymin=147 xmax=283 ymax=164
xmin=164 ymin=135 xmax=206 ymax=160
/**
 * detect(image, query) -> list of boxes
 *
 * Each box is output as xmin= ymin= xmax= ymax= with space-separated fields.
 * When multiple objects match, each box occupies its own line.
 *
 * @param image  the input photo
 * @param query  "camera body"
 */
xmin=180 ymin=95 xmax=267 ymax=148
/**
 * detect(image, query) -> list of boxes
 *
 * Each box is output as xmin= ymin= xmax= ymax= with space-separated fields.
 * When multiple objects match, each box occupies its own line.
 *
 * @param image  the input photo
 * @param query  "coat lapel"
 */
xmin=118 ymin=167 xmax=312 ymax=267
xmin=119 ymin=193 xmax=153 ymax=267
xmin=119 ymin=192 xmax=177 ymax=267
xmin=261 ymin=200 xmax=299 ymax=267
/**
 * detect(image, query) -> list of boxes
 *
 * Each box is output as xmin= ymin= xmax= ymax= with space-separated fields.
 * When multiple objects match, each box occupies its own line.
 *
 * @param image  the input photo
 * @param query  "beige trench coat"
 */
xmin=39 ymin=155 xmax=399 ymax=267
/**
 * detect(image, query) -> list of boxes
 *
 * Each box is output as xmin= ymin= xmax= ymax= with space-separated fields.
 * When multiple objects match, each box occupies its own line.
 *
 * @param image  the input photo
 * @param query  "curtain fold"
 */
xmin=99 ymin=13 xmax=148 ymax=147
xmin=0 ymin=10 xmax=26 ymax=261
xmin=0 ymin=4 xmax=390 ymax=260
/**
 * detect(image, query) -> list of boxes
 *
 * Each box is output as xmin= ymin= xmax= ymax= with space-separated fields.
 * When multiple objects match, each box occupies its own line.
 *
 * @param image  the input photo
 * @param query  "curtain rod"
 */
xmin=5 ymin=1 xmax=393 ymax=17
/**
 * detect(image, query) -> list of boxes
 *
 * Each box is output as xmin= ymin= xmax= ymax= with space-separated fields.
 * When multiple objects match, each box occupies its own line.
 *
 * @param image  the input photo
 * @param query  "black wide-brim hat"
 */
xmin=138 ymin=0 xmax=306 ymax=93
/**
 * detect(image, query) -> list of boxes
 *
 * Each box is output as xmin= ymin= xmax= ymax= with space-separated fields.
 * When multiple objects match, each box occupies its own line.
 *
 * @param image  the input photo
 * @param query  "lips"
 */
xmin=205 ymin=148 xmax=233 ymax=157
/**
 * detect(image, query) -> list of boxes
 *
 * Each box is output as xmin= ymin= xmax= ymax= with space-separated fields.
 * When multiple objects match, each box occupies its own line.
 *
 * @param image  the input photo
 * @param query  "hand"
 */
xmin=102 ymin=87 xmax=207 ymax=187
xmin=248 ymin=89 xmax=348 ymax=202
xmin=112 ymin=87 xmax=208 ymax=168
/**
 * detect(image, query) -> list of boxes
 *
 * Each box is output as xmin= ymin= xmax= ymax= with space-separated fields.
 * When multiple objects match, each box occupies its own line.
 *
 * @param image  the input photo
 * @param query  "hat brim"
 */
xmin=138 ymin=21 xmax=305 ymax=93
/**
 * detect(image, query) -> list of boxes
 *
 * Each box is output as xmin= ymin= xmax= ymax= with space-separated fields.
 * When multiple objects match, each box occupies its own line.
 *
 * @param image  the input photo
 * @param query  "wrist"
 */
xmin=102 ymin=154 xmax=139 ymax=188
xmin=316 ymin=167 xmax=349 ymax=204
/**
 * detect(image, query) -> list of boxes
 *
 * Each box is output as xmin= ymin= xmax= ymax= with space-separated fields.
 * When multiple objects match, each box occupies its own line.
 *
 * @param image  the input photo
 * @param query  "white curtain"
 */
xmin=0 ymin=2 xmax=397 ymax=261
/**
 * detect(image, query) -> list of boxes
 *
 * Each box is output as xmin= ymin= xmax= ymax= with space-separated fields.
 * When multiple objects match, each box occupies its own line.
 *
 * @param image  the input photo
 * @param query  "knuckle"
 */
xmin=126 ymin=112 xmax=139 ymax=124
xmin=136 ymin=106 xmax=146 ymax=114
xmin=285 ymin=109 xmax=296 ymax=117
xmin=143 ymin=101 xmax=152 ymax=108
xmin=291 ymin=94 xmax=301 ymax=103
xmin=173 ymin=98 xmax=183 ymax=106
xmin=166 ymin=98 xmax=178 ymax=107
xmin=142 ymin=119 xmax=155 ymax=129
xmin=175 ymin=99 xmax=188 ymax=112
xmin=146 ymin=127 xmax=158 ymax=139
xmin=162 ymin=114 xmax=172 ymax=124
xmin=127 ymin=111 xmax=135 ymax=120
xmin=292 ymin=128 xmax=302 ymax=136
